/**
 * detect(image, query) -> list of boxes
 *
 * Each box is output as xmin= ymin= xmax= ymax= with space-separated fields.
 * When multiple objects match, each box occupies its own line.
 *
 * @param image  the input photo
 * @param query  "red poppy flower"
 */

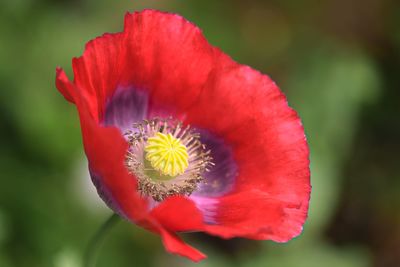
xmin=55 ymin=9 xmax=310 ymax=261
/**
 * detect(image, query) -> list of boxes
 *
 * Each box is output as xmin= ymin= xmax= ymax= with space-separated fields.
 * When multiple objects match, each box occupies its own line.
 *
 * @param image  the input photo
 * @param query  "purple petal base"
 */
xmin=190 ymin=129 xmax=238 ymax=223
xmin=89 ymin=167 xmax=127 ymax=219
xmin=103 ymin=86 xmax=149 ymax=131
xmin=193 ymin=129 xmax=238 ymax=197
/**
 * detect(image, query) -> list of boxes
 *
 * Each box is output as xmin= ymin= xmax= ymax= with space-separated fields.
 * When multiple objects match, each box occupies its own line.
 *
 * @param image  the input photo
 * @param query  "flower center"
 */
xmin=144 ymin=132 xmax=189 ymax=177
xmin=124 ymin=118 xmax=213 ymax=201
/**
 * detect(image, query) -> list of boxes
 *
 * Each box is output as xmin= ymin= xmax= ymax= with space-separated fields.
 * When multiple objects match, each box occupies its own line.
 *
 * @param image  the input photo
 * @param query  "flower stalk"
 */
xmin=84 ymin=213 xmax=120 ymax=267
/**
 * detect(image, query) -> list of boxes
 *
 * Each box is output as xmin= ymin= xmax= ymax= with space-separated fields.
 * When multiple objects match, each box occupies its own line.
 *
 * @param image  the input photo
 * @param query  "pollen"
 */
xmin=144 ymin=132 xmax=189 ymax=177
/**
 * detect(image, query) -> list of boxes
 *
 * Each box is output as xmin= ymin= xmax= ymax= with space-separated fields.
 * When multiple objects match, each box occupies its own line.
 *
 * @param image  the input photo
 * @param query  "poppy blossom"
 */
xmin=55 ymin=9 xmax=310 ymax=261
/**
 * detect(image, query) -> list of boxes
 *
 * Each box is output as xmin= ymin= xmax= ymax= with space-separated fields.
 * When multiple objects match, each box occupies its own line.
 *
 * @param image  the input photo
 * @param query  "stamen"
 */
xmin=124 ymin=118 xmax=213 ymax=201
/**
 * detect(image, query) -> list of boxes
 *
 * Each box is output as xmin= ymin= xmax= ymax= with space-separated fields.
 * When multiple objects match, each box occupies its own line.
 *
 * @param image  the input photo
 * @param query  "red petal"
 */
xmin=150 ymin=196 xmax=205 ymax=232
xmin=159 ymin=228 xmax=206 ymax=262
xmin=55 ymin=68 xmax=75 ymax=103
xmin=55 ymin=70 xmax=149 ymax=222
xmin=72 ymin=33 xmax=125 ymax=122
xmin=121 ymin=10 xmax=216 ymax=115
xmin=185 ymin=65 xmax=310 ymax=241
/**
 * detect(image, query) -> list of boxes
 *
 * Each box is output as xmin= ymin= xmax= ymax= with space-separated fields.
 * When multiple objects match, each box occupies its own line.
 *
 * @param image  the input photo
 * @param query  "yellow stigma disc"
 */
xmin=144 ymin=132 xmax=189 ymax=177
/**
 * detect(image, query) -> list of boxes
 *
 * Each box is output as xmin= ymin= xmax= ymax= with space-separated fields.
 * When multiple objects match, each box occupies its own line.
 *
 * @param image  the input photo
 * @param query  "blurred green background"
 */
xmin=1 ymin=0 xmax=399 ymax=266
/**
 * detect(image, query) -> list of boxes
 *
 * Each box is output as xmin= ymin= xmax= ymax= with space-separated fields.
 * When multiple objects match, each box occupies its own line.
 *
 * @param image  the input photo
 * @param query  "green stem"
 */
xmin=84 ymin=213 xmax=120 ymax=267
